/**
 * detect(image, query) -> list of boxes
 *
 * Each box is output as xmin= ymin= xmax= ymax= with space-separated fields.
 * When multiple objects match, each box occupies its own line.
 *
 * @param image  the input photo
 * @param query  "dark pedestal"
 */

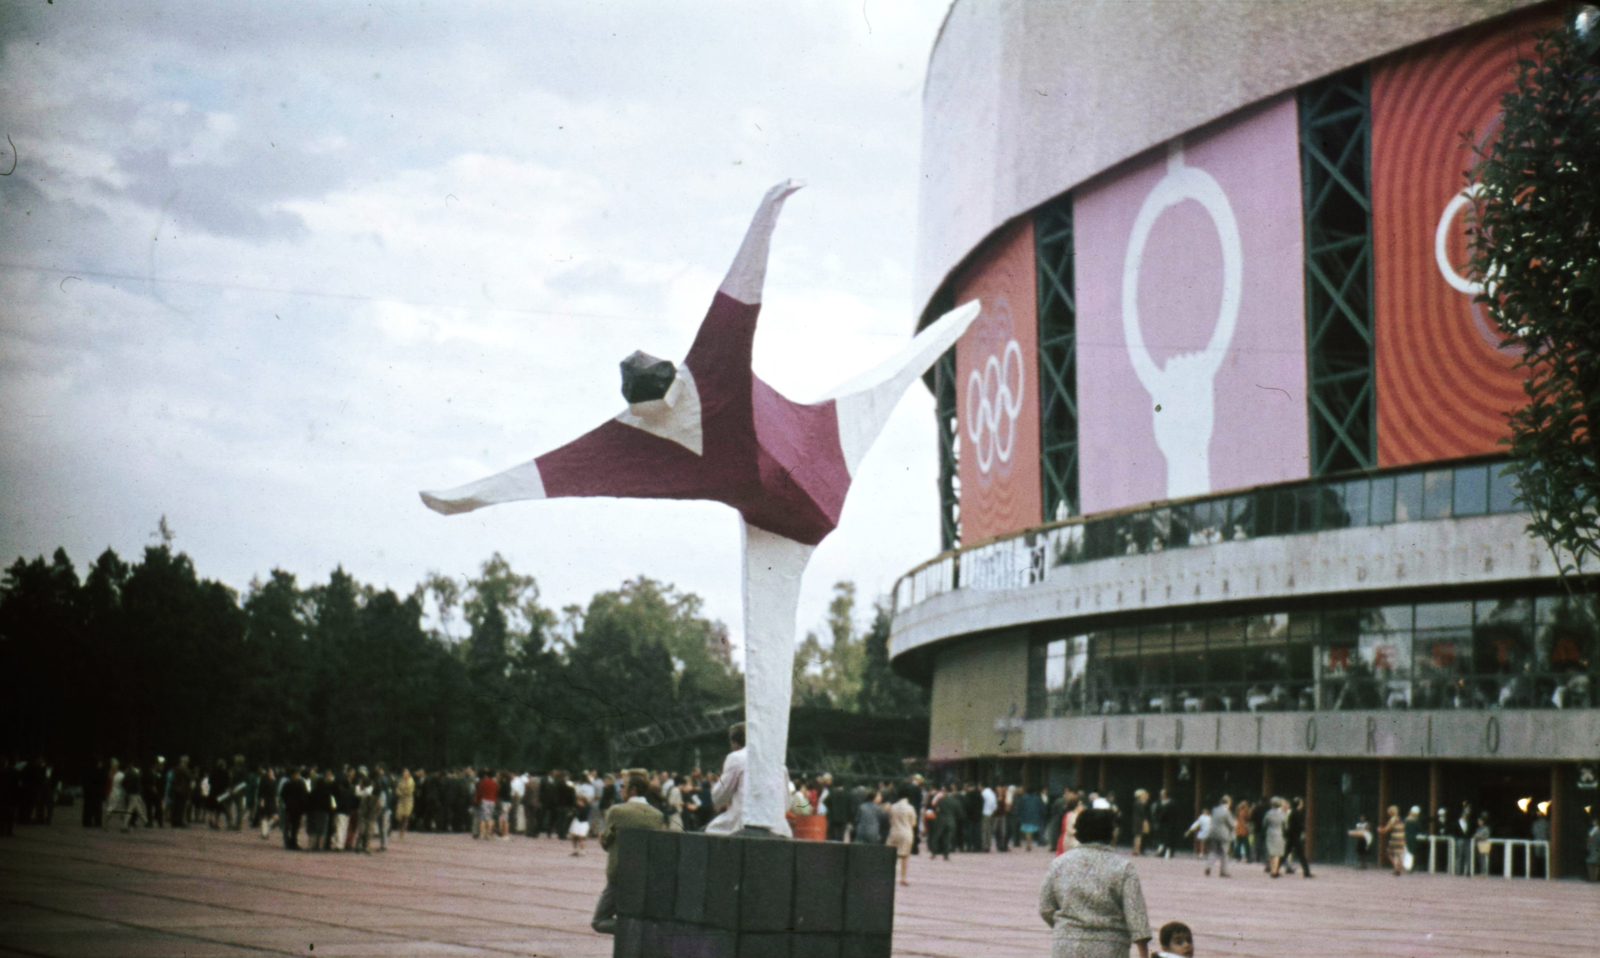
xmin=613 ymin=830 xmax=895 ymax=958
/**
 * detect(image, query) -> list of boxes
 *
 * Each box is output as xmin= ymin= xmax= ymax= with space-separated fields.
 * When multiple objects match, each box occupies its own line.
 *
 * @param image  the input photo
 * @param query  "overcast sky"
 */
xmin=0 ymin=1 xmax=954 ymax=650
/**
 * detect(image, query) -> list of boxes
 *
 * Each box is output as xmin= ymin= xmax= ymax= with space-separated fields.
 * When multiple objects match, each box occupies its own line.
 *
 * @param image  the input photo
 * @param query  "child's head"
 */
xmin=1160 ymin=921 xmax=1194 ymax=956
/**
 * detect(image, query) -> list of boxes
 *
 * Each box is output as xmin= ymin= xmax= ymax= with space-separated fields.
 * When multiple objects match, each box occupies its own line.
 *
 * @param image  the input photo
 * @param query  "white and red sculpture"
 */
xmin=422 ymin=181 xmax=978 ymax=835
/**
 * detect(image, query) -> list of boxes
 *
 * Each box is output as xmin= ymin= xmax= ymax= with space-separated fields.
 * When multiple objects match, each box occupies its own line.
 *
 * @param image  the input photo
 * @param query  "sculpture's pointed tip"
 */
xmin=945 ymin=298 xmax=981 ymax=327
xmin=420 ymin=490 xmax=478 ymax=515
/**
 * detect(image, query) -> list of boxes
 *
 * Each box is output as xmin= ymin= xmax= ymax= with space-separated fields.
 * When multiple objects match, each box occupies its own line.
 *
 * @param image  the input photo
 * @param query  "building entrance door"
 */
xmin=1474 ymin=764 xmax=1550 ymax=877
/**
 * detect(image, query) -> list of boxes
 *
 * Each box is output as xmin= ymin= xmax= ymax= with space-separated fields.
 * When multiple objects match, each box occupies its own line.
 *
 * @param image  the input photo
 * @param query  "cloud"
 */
xmin=0 ymin=0 xmax=950 ymax=649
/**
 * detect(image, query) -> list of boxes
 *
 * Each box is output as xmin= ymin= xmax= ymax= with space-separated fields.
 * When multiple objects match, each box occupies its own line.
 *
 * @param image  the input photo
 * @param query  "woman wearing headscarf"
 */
xmin=1039 ymin=806 xmax=1152 ymax=958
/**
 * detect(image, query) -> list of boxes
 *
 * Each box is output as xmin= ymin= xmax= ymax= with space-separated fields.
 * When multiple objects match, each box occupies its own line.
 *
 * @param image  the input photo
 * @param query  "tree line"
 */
xmin=0 ymin=538 xmax=925 ymax=773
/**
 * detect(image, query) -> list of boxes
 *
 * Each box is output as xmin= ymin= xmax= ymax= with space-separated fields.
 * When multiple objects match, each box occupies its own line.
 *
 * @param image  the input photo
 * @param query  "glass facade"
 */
xmin=899 ymin=456 xmax=1523 ymax=610
xmin=1026 ymin=591 xmax=1598 ymax=718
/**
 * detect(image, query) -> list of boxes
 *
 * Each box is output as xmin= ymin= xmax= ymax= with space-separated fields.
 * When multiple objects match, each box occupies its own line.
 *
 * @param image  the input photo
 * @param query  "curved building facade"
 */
xmin=892 ymin=0 xmax=1598 ymax=877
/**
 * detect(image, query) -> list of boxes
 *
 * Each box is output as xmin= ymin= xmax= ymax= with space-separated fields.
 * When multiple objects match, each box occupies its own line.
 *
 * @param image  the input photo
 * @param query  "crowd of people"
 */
xmin=7 ymin=746 xmax=1598 ymax=894
xmin=13 ymin=735 xmax=1600 ymax=958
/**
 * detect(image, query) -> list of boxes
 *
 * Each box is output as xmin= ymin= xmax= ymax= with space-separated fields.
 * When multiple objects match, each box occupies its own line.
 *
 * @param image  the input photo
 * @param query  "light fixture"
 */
xmin=1517 ymin=797 xmax=1531 ymax=813
xmin=1537 ymin=801 xmax=1550 ymax=816
xmin=1577 ymin=6 xmax=1600 ymax=62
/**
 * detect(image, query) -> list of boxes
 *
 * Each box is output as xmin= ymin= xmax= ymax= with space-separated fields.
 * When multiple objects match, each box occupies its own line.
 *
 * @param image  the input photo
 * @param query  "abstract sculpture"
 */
xmin=422 ymin=180 xmax=979 ymax=836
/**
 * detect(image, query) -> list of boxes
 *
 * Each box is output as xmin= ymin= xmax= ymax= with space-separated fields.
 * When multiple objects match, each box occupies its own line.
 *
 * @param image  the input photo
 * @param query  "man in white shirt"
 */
xmin=705 ymin=722 xmax=792 ymax=837
xmin=980 ymin=784 xmax=998 ymax=852
xmin=509 ymin=773 xmax=527 ymax=835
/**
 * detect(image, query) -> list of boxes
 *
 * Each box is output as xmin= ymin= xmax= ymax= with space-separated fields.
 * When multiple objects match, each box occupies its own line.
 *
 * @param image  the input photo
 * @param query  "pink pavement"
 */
xmin=0 ymin=825 xmax=1589 ymax=957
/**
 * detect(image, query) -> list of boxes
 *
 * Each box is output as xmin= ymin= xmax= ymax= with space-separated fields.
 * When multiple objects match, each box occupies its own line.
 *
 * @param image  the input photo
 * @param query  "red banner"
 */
xmin=1370 ymin=11 xmax=1554 ymax=466
xmin=955 ymin=220 xmax=1041 ymax=544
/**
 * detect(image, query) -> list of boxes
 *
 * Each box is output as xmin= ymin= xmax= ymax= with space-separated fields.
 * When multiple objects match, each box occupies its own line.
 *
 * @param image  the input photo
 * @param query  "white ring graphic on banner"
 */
xmin=1121 ymin=142 xmax=1242 ymax=499
xmin=1435 ymin=183 xmax=1514 ymax=354
xmin=1435 ymin=184 xmax=1483 ymax=295
xmin=965 ymin=338 xmax=1025 ymax=475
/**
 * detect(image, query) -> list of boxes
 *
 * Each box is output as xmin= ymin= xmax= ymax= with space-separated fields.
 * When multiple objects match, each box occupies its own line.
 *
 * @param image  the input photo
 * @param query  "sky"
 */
xmin=0 ymin=0 xmax=954 ymax=650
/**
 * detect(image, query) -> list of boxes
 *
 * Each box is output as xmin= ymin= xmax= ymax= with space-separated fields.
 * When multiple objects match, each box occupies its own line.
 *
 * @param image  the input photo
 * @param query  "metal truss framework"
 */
xmin=1035 ymin=197 xmax=1080 ymax=520
xmin=1299 ymin=66 xmax=1377 ymax=475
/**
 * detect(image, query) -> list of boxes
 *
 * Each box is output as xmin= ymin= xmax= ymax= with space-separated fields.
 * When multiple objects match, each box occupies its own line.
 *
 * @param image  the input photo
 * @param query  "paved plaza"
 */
xmin=0 ymin=823 xmax=1590 ymax=957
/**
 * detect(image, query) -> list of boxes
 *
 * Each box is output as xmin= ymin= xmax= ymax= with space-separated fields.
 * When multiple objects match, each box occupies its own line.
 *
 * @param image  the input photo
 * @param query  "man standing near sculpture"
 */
xmin=705 ymin=722 xmax=792 ymax=836
xmin=591 ymin=770 xmax=665 ymax=936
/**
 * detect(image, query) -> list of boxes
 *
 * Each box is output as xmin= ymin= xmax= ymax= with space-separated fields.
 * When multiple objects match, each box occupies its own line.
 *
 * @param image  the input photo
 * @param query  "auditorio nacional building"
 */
xmin=889 ymin=0 xmax=1597 ymax=876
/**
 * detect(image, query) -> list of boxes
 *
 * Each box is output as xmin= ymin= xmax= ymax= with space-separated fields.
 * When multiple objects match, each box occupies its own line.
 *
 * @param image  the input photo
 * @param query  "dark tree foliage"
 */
xmin=0 ymin=544 xmax=747 ymax=775
xmin=1468 ymin=15 xmax=1600 ymax=574
xmin=563 ymin=577 xmax=742 ymax=767
xmin=857 ymin=599 xmax=930 ymax=718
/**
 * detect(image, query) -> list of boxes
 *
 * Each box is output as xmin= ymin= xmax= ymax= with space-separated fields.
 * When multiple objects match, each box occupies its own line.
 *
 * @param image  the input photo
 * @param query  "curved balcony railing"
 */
xmin=893 ymin=456 xmax=1524 ymax=615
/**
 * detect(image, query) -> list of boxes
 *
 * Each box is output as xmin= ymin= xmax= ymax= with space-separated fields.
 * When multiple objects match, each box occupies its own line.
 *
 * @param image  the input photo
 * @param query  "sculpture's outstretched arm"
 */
xmin=820 ymin=299 xmax=981 ymax=475
xmin=420 ymin=416 xmax=707 ymax=515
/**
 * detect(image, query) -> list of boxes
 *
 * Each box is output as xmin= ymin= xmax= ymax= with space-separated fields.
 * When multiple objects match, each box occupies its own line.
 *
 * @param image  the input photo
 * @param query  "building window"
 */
xmin=1300 ymin=66 xmax=1376 ymax=475
xmin=1022 ymin=591 xmax=1598 ymax=718
xmin=1028 ymin=633 xmax=1087 ymax=718
xmin=1035 ymin=196 xmax=1079 ymax=521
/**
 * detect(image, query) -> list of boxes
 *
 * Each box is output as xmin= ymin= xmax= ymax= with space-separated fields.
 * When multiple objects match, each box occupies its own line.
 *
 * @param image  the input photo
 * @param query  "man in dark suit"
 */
xmin=1285 ymin=796 xmax=1314 ymax=877
xmin=538 ymin=771 xmax=563 ymax=838
xmin=962 ymin=783 xmax=984 ymax=852
xmin=280 ymin=768 xmax=310 ymax=850
xmin=1151 ymin=788 xmax=1172 ymax=857
xmin=307 ymin=770 xmax=336 ymax=850
xmin=903 ymin=776 xmax=925 ymax=855
xmin=824 ymin=774 xmax=853 ymax=842
xmin=933 ymin=785 xmax=963 ymax=859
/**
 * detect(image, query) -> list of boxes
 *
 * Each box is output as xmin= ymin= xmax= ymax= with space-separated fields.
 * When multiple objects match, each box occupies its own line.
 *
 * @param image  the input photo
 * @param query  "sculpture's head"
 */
xmin=620 ymin=350 xmax=676 ymax=404
xmin=614 ymin=349 xmax=703 ymax=454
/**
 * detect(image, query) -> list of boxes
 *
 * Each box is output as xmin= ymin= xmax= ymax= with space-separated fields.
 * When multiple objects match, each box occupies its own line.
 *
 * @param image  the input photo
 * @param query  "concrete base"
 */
xmin=613 ymin=829 xmax=895 ymax=958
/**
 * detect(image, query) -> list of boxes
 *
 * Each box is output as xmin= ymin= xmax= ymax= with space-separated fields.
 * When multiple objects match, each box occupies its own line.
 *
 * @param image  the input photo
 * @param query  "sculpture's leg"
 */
xmin=739 ymin=519 xmax=815 ymax=836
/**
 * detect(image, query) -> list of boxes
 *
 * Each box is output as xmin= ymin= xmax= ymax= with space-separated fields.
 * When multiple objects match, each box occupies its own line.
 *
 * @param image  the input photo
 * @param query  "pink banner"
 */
xmin=1074 ymin=95 xmax=1309 ymax=514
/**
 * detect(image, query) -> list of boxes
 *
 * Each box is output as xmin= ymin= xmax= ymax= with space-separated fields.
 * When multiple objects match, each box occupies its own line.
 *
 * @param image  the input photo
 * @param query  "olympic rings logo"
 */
xmin=965 ymin=338 xmax=1025 ymax=475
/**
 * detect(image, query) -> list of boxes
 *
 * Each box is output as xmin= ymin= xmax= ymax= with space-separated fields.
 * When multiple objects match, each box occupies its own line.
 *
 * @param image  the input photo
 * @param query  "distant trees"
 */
xmin=0 ymin=544 xmax=780 ymax=772
xmin=793 ymin=581 xmax=929 ymax=717
xmin=0 ymin=536 xmax=927 ymax=774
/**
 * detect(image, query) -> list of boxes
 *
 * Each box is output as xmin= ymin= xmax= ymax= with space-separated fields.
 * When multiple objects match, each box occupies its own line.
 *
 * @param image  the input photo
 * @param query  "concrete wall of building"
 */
xmin=915 ymin=0 xmax=1547 ymax=315
xmin=891 ymin=511 xmax=1565 ymax=667
xmin=1021 ymin=708 xmax=1600 ymax=762
xmin=928 ymin=629 xmax=1030 ymax=761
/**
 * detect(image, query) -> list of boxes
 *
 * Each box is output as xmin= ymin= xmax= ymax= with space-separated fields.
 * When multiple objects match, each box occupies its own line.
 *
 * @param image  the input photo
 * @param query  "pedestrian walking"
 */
xmin=1378 ymin=806 xmax=1405 ymax=876
xmin=1203 ymin=796 xmax=1233 ymax=877
xmin=1039 ymin=808 xmax=1152 ymax=958
xmin=887 ymin=787 xmax=917 ymax=885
